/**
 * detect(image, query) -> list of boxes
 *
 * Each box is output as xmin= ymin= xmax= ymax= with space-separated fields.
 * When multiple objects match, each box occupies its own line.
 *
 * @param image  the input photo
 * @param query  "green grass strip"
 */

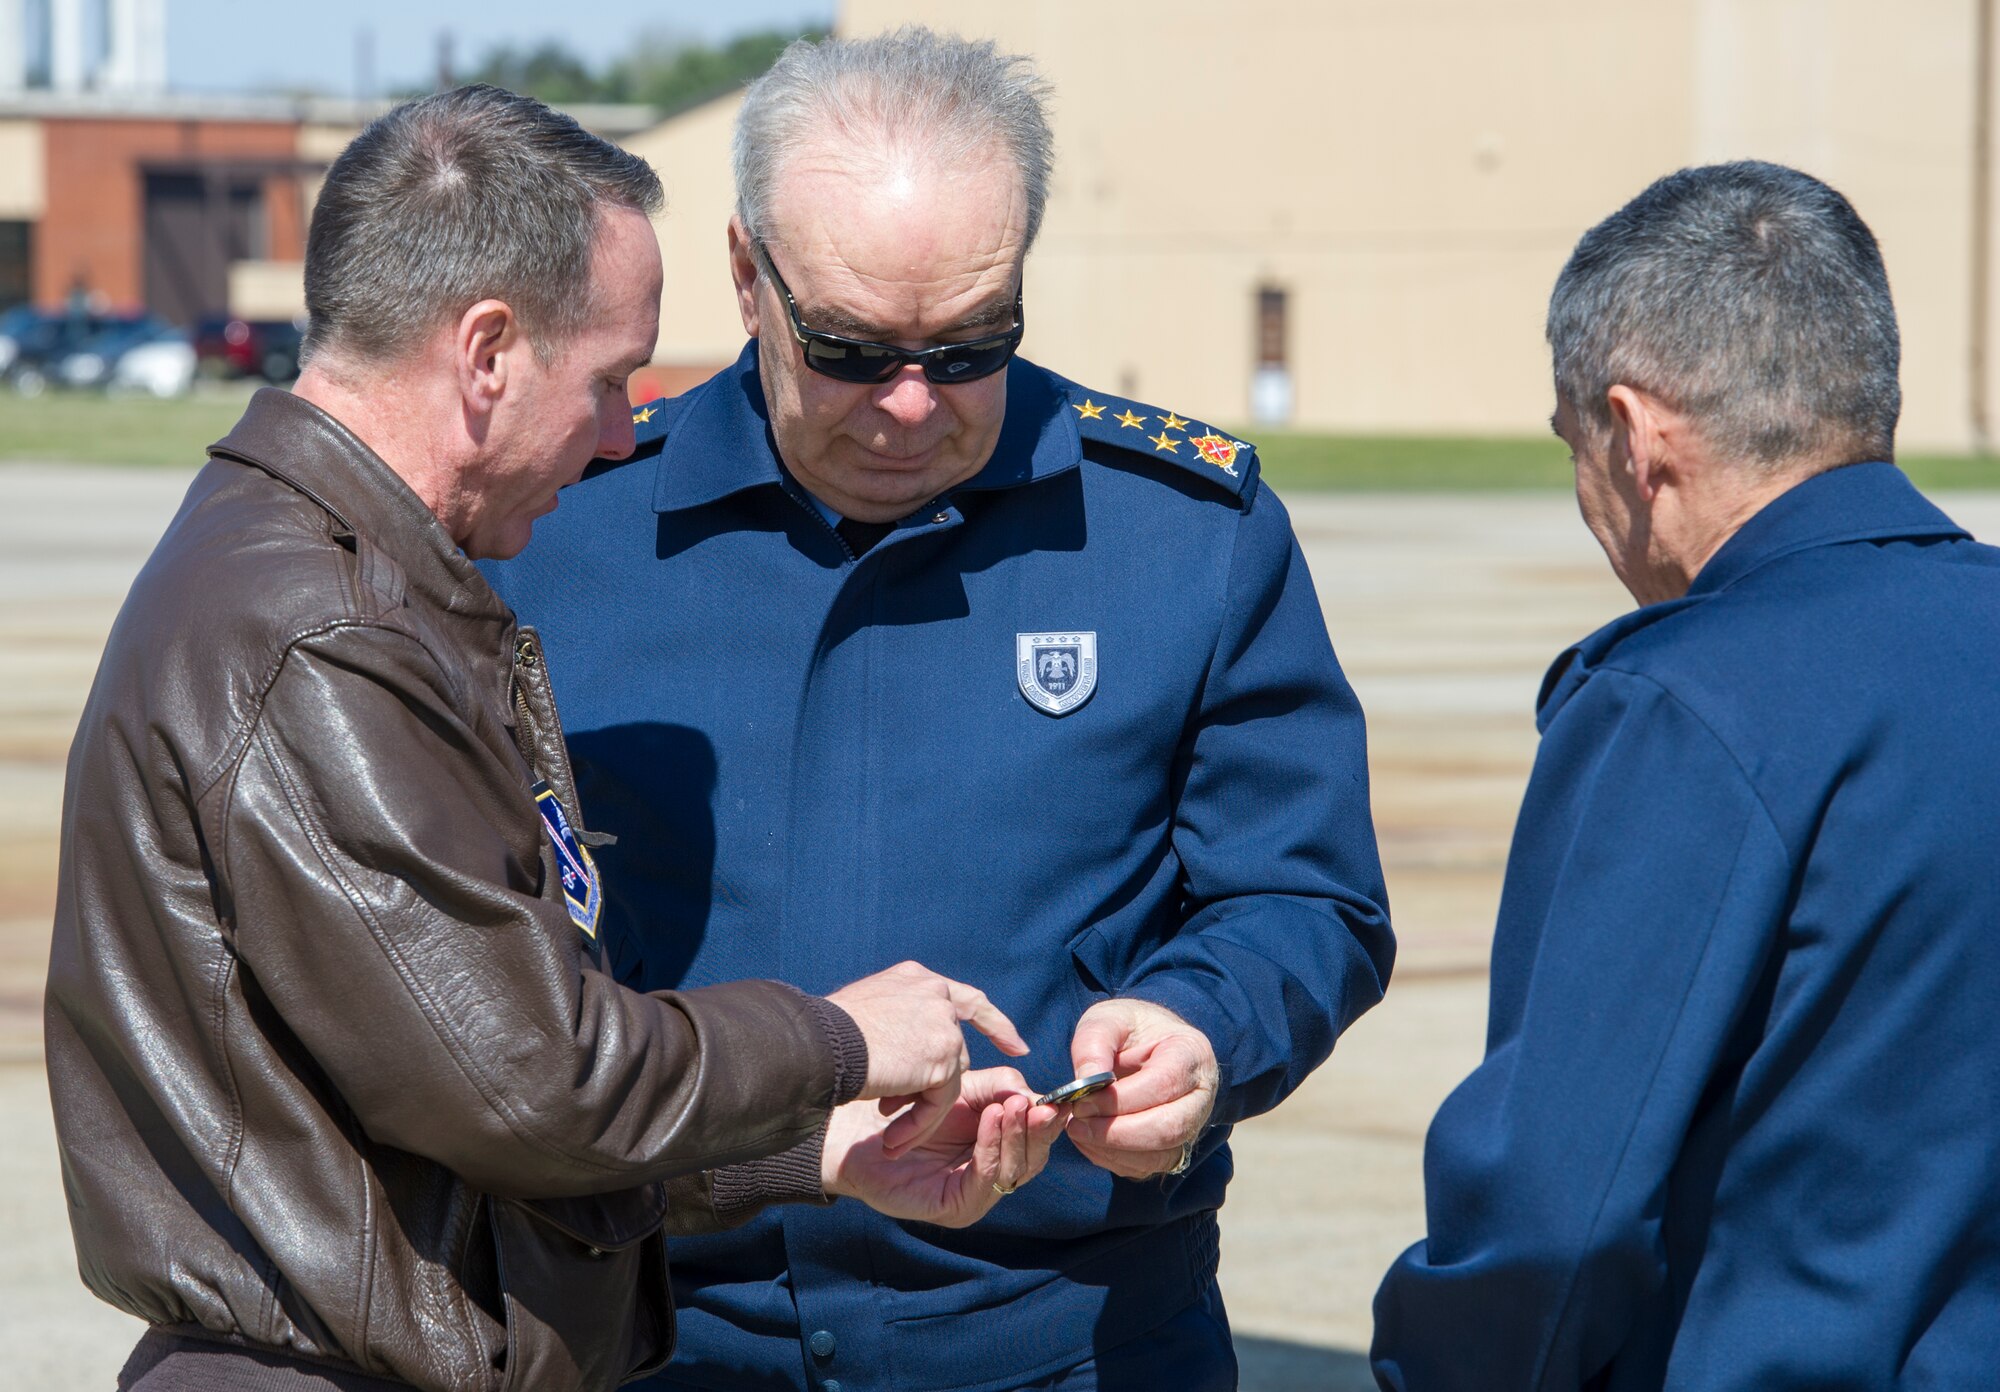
xmin=7 ymin=392 xmax=2000 ymax=491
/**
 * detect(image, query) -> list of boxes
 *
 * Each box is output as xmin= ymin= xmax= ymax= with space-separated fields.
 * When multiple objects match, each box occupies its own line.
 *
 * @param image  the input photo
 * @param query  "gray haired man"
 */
xmin=483 ymin=27 xmax=1392 ymax=1392
xmin=1373 ymin=162 xmax=2000 ymax=1388
xmin=47 ymin=84 xmax=1064 ymax=1392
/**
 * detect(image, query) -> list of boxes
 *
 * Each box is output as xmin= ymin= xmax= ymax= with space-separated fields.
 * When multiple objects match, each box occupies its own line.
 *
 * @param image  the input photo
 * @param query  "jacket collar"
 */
xmin=1688 ymin=459 xmax=1967 ymax=597
xmin=1536 ymin=461 xmax=1967 ymax=729
xmin=207 ymin=387 xmax=511 ymax=626
xmin=650 ymin=340 xmax=1083 ymax=515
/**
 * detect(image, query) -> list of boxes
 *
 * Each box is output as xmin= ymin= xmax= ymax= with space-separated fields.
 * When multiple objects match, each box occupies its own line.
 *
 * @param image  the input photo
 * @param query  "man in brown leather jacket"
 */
xmin=45 ymin=86 xmax=1064 ymax=1392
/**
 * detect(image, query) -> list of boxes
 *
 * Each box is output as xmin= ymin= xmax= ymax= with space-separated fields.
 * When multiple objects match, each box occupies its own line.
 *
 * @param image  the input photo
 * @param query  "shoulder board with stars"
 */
xmin=1066 ymin=391 xmax=1258 ymax=499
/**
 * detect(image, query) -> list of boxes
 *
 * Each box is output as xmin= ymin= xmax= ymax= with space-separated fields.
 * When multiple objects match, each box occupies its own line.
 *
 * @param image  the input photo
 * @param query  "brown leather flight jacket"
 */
xmin=45 ymin=389 xmax=863 ymax=1391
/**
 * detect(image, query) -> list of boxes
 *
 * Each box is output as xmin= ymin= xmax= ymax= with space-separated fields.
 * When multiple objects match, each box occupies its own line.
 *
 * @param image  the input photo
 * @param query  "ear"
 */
xmin=727 ymin=218 xmax=763 ymax=338
xmin=1605 ymin=384 xmax=1674 ymax=501
xmin=455 ymin=299 xmax=520 ymax=415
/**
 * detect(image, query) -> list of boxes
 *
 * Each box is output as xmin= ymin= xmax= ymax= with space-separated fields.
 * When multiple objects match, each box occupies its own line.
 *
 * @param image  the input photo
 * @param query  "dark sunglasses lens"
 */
xmin=922 ymin=339 xmax=1018 ymax=384
xmin=805 ymin=337 xmax=904 ymax=383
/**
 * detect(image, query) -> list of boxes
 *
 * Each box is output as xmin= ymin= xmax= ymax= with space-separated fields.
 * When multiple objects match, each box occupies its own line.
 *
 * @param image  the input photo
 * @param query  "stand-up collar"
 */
xmin=208 ymin=387 xmax=510 ymax=625
xmin=1537 ymin=461 xmax=1969 ymax=729
xmin=1690 ymin=460 xmax=1967 ymax=597
xmin=649 ymin=341 xmax=1084 ymax=515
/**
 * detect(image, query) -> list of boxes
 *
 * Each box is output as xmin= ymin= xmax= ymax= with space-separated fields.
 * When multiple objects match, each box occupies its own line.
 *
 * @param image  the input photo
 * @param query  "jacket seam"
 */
xmin=1526 ymin=813 xmax=1764 ymax=1392
xmin=208 ymin=757 xmax=280 ymax=1337
xmin=1583 ymin=668 xmax=1793 ymax=864
xmin=247 ymin=637 xmax=642 ymax=1181
xmin=1186 ymin=482 xmax=1248 ymax=736
xmin=1520 ymin=676 xmax=1787 ymax=1389
xmin=189 ymin=608 xmax=410 ymax=803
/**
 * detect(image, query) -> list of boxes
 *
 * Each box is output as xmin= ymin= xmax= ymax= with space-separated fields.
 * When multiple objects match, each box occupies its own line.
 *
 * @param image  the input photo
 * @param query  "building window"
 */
xmin=1251 ymin=284 xmax=1293 ymax=425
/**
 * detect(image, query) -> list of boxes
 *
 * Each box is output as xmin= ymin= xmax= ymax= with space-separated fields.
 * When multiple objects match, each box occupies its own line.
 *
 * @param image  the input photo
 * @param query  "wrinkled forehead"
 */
xmin=760 ymin=133 xmax=1027 ymax=294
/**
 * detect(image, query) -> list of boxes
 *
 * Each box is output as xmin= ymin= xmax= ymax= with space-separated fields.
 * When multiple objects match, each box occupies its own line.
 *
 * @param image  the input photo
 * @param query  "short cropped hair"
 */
xmin=303 ymin=84 xmax=663 ymax=367
xmin=1547 ymin=160 xmax=1900 ymax=468
xmin=733 ymin=26 xmax=1055 ymax=253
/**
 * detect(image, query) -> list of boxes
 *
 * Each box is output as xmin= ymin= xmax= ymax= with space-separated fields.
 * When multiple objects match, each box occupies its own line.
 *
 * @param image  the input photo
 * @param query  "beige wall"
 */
xmin=624 ymin=92 xmax=748 ymax=370
xmin=0 ymin=119 xmax=44 ymax=219
xmin=606 ymin=0 xmax=1982 ymax=450
xmin=227 ymin=259 xmax=305 ymax=320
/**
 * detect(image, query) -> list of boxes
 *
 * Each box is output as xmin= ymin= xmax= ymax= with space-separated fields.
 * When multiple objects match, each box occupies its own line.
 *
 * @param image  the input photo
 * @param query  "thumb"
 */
xmin=1070 ymin=1006 xmax=1129 ymax=1078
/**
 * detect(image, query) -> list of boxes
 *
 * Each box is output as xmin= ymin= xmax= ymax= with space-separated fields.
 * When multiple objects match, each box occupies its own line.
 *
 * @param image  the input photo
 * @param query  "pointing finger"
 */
xmin=948 ymin=981 xmax=1029 ymax=1057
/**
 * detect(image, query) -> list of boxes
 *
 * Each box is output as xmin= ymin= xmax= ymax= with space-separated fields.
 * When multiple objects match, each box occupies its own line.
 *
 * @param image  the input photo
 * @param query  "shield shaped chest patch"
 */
xmin=1016 ymin=631 xmax=1099 ymax=716
xmin=532 ymin=779 xmax=602 ymax=939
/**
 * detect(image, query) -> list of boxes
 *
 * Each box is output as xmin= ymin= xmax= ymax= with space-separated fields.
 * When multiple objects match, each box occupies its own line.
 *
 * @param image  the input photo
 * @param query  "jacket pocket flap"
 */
xmin=515 ymin=1185 xmax=666 ymax=1251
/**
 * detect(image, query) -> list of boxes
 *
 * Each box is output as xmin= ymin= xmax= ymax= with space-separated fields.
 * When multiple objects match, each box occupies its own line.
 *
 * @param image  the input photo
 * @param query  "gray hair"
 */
xmin=303 ymin=84 xmax=663 ymax=367
xmin=733 ymin=26 xmax=1055 ymax=253
xmin=1547 ymin=160 xmax=1900 ymax=468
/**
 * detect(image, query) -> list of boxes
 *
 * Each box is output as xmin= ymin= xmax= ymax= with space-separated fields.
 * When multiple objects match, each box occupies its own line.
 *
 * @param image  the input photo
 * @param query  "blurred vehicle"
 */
xmin=0 ymin=304 xmax=40 ymax=376
xmin=54 ymin=317 xmax=194 ymax=397
xmin=112 ymin=333 xmax=200 ymax=398
xmin=3 ymin=307 xmax=155 ymax=395
xmin=194 ymin=315 xmax=305 ymax=383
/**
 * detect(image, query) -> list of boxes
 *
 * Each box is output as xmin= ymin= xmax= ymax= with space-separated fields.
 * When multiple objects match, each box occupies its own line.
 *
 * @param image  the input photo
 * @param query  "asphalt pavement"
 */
xmin=12 ymin=461 xmax=1988 ymax=1388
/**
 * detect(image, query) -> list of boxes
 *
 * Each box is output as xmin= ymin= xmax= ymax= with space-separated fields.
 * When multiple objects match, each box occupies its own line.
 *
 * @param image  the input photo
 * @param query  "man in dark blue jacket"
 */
xmin=483 ymin=27 xmax=1392 ymax=1392
xmin=1373 ymin=161 xmax=2000 ymax=1389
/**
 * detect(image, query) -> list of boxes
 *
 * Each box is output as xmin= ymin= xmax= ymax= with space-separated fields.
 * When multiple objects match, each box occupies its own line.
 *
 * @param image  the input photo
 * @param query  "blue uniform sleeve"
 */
xmin=1371 ymin=670 xmax=1793 ymax=1390
xmin=1120 ymin=482 xmax=1394 ymax=1125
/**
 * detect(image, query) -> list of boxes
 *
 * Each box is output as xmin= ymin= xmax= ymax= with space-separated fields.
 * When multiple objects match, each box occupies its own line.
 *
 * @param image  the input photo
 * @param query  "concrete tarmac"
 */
xmin=7 ymin=460 xmax=1994 ymax=1390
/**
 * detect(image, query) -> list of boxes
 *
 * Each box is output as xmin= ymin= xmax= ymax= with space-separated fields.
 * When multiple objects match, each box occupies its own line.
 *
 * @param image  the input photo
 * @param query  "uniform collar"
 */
xmin=208 ymin=387 xmax=510 ymax=626
xmin=1536 ymin=461 xmax=1967 ymax=730
xmin=650 ymin=340 xmax=1083 ymax=516
xmin=1689 ymin=460 xmax=1967 ymax=597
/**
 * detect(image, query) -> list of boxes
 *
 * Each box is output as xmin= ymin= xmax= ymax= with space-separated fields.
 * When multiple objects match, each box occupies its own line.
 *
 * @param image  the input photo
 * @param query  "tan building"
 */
xmin=634 ymin=0 xmax=2000 ymax=452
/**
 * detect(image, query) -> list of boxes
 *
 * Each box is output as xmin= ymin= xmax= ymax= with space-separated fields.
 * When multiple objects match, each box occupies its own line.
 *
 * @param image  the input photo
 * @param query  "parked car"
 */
xmin=193 ymin=315 xmax=305 ymax=383
xmin=54 ymin=317 xmax=194 ymax=397
xmin=112 ymin=332 xmax=200 ymax=398
xmin=3 ymin=307 xmax=154 ymax=396
xmin=0 ymin=304 xmax=41 ymax=376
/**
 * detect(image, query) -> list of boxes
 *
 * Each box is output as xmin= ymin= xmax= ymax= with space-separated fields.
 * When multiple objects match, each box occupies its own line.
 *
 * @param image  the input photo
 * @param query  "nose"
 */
xmin=872 ymin=364 xmax=941 ymax=428
xmin=598 ymin=397 xmax=639 ymax=462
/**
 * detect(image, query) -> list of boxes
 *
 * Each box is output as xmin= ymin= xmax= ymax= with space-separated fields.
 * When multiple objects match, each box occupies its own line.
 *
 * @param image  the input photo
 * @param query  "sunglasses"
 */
xmin=755 ymin=240 xmax=1024 ymax=385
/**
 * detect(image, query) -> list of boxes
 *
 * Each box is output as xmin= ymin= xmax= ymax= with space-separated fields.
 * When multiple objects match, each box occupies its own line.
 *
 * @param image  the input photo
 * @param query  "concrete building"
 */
xmin=633 ymin=0 xmax=2000 ymax=451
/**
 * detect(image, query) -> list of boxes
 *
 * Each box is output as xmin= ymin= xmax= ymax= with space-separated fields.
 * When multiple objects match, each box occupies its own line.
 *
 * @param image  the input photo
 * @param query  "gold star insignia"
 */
xmin=1158 ymin=411 xmax=1190 ymax=431
xmin=1073 ymin=398 xmax=1106 ymax=420
xmin=632 ymin=405 xmax=656 ymax=424
xmin=1150 ymin=431 xmax=1181 ymax=453
xmin=1115 ymin=408 xmax=1146 ymax=429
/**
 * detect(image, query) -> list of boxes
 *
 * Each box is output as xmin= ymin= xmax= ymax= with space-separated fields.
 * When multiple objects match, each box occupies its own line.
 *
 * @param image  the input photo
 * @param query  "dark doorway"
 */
xmin=0 ymin=221 xmax=30 ymax=311
xmin=141 ymin=170 xmax=266 ymax=327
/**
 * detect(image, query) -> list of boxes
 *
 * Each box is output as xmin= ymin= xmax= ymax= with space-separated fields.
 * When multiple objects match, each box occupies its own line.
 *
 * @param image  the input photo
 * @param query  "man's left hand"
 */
xmin=822 ymin=1067 xmax=1067 ymax=1228
xmin=1066 ymin=999 xmax=1218 ymax=1180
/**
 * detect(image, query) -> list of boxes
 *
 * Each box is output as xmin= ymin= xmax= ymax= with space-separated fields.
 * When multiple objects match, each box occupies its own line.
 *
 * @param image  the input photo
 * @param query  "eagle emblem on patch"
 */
xmin=532 ymin=779 xmax=602 ymax=939
xmin=1016 ymin=632 xmax=1099 ymax=716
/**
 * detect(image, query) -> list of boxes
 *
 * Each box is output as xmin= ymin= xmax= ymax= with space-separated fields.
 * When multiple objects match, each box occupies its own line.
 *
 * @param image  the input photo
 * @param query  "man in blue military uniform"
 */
xmin=1373 ymin=162 xmax=2000 ymax=1388
xmin=484 ymin=26 xmax=1392 ymax=1392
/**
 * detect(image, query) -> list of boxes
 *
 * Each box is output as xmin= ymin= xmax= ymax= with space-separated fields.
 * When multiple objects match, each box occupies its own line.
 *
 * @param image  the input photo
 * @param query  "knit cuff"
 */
xmin=806 ymin=994 xmax=869 ymax=1106
xmin=708 ymin=1123 xmax=831 ymax=1222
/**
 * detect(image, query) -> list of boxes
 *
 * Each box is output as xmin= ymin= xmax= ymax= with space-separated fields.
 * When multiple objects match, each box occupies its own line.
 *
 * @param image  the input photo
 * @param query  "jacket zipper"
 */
xmin=513 ymin=630 xmax=590 ymax=830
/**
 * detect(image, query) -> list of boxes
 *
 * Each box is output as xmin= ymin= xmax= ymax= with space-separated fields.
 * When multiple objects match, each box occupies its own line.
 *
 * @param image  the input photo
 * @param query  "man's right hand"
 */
xmin=826 ymin=961 xmax=1028 ymax=1156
